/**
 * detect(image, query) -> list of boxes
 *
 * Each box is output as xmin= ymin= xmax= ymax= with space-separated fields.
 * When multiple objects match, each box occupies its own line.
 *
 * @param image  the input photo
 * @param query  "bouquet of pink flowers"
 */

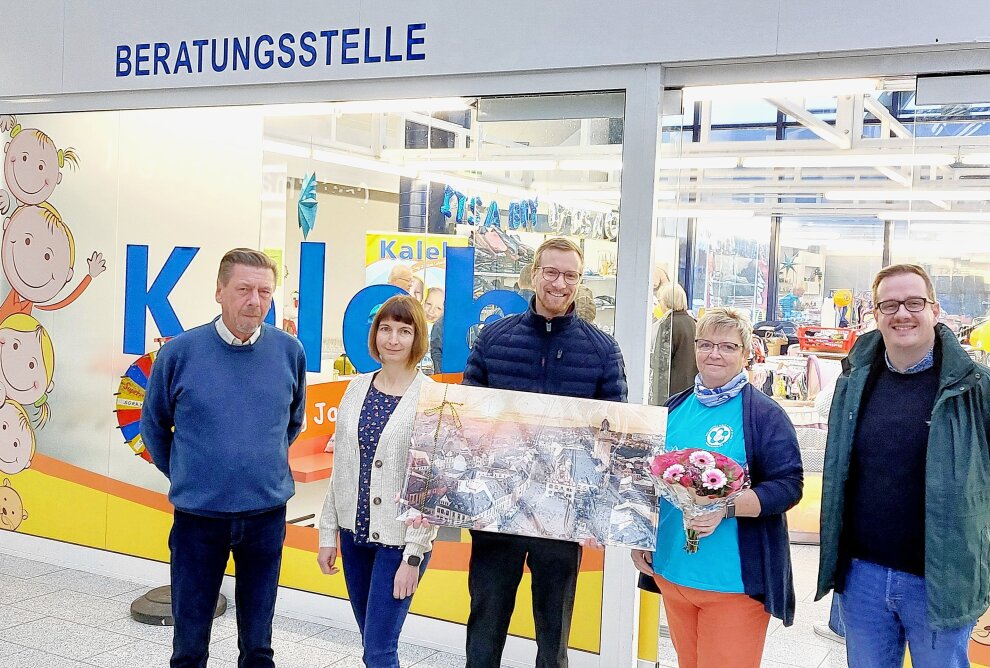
xmin=648 ymin=448 xmax=750 ymax=553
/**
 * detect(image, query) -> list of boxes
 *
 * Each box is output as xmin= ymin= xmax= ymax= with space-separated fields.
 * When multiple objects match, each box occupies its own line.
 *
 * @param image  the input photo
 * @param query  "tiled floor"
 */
xmin=0 ymin=544 xmax=847 ymax=667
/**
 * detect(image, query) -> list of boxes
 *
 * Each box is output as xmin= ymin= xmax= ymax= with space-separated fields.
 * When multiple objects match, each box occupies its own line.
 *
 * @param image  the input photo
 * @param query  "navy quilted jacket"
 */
xmin=462 ymin=300 xmax=628 ymax=402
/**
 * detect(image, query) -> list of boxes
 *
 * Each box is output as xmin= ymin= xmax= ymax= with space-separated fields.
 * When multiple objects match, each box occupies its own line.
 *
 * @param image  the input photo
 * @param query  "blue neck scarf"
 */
xmin=694 ymin=370 xmax=748 ymax=407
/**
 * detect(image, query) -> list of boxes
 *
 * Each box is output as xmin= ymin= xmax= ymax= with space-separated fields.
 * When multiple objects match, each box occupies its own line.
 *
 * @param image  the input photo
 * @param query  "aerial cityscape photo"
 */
xmin=398 ymin=383 xmax=668 ymax=549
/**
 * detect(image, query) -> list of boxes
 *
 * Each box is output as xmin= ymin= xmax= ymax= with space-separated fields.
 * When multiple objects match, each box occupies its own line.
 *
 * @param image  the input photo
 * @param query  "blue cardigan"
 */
xmin=644 ymin=384 xmax=803 ymax=625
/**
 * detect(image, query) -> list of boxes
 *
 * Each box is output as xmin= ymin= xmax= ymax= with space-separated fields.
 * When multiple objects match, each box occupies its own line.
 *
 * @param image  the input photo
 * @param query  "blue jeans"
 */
xmin=840 ymin=559 xmax=975 ymax=668
xmin=338 ymin=530 xmax=431 ymax=668
xmin=169 ymin=506 xmax=287 ymax=668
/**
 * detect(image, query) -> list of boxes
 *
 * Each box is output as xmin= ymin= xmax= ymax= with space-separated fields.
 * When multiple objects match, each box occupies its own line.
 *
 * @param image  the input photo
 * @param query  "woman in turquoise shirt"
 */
xmin=632 ymin=307 xmax=803 ymax=668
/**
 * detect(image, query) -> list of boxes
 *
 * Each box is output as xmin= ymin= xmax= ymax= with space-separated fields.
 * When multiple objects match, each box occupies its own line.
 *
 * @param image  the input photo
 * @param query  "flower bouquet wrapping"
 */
xmin=648 ymin=448 xmax=750 ymax=553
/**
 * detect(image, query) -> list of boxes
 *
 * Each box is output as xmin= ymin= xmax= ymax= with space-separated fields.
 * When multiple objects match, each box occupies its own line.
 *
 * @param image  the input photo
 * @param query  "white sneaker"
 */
xmin=813 ymin=624 xmax=845 ymax=644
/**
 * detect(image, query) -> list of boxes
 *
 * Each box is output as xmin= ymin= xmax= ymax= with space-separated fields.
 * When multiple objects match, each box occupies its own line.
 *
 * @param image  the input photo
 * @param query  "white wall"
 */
xmin=2 ymin=0 xmax=989 ymax=99
xmin=11 ymin=107 xmax=264 ymax=490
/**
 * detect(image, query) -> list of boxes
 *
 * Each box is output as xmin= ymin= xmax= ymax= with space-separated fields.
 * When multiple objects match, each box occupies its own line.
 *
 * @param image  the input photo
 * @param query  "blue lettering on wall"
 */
xmin=440 ymin=247 xmax=527 ymax=372
xmin=115 ymin=23 xmax=428 ymax=78
xmin=406 ymin=23 xmax=427 ymax=61
xmin=341 ymin=28 xmax=360 ymax=64
xmin=116 ymin=45 xmax=132 ymax=76
xmin=121 ymin=239 xmax=526 ymax=375
xmin=298 ymin=242 xmax=326 ymax=372
xmin=123 ymin=245 xmax=199 ymax=354
xmin=342 ymin=284 xmax=405 ymax=372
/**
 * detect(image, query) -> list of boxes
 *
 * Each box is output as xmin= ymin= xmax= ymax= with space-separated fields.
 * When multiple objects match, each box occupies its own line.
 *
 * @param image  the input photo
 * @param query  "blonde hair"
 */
xmin=0 ymin=314 xmax=55 ymax=428
xmin=5 ymin=400 xmax=36 ymax=459
xmin=217 ymin=248 xmax=278 ymax=285
xmin=368 ymin=295 xmax=429 ymax=368
xmin=658 ymin=283 xmax=688 ymax=312
xmin=696 ymin=307 xmax=752 ymax=354
xmin=9 ymin=125 xmax=80 ymax=170
xmin=872 ymin=264 xmax=936 ymax=303
xmin=11 ymin=203 xmax=75 ymax=267
xmin=533 ymin=237 xmax=584 ymax=272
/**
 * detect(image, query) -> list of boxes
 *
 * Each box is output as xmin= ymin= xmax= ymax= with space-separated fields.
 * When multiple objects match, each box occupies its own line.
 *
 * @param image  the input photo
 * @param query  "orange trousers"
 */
xmin=654 ymin=574 xmax=770 ymax=668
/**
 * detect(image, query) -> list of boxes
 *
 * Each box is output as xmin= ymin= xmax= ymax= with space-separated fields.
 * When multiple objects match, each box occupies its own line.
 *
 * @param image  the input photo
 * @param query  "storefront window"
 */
xmin=888 ymin=96 xmax=990 ymax=333
xmin=3 ymin=91 xmax=625 ymax=656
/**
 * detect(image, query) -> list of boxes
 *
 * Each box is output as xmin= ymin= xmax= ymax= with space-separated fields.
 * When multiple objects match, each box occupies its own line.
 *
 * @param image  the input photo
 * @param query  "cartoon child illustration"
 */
xmin=0 ymin=478 xmax=27 ymax=531
xmin=0 ymin=400 xmax=35 ymax=475
xmin=0 ymin=314 xmax=55 ymax=428
xmin=0 ymin=203 xmax=105 ymax=323
xmin=974 ymin=606 xmax=990 ymax=646
xmin=0 ymin=118 xmax=79 ymax=215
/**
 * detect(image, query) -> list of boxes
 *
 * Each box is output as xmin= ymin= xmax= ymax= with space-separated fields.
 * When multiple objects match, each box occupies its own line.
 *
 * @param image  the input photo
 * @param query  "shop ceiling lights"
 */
xmin=825 ymin=189 xmax=990 ymax=201
xmin=658 ymin=156 xmax=740 ymax=169
xmin=403 ymin=159 xmax=557 ymax=172
xmin=654 ymin=208 xmax=756 ymax=219
xmin=681 ymin=78 xmax=879 ymax=105
xmin=539 ymin=190 xmax=621 ymax=201
xmin=262 ymin=139 xmax=310 ymax=158
xmin=403 ymin=157 xmax=623 ymax=172
xmin=260 ymin=98 xmax=473 ymax=117
xmin=557 ymin=158 xmax=623 ymax=171
xmin=418 ymin=172 xmax=500 ymax=195
xmin=331 ymin=97 xmax=474 ymax=113
xmin=310 ymin=148 xmax=419 ymax=178
xmin=876 ymin=210 xmax=990 ymax=221
xmin=742 ymin=154 xmax=954 ymax=168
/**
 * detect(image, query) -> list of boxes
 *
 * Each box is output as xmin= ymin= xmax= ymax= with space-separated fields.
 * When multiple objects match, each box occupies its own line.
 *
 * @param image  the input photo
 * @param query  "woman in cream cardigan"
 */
xmin=317 ymin=294 xmax=437 ymax=668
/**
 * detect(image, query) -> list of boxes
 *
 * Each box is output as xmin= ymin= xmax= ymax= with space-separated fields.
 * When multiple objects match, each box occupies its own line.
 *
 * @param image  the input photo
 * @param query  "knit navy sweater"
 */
xmin=141 ymin=320 xmax=307 ymax=515
xmin=846 ymin=363 xmax=937 ymax=576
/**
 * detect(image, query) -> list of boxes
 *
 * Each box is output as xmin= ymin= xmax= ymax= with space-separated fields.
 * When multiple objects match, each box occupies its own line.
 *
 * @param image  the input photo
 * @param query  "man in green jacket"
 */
xmin=817 ymin=263 xmax=990 ymax=668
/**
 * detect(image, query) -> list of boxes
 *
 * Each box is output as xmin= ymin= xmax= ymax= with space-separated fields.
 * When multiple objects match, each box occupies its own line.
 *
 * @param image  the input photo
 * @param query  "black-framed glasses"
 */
xmin=538 ymin=266 xmax=581 ymax=285
xmin=695 ymin=339 xmax=743 ymax=354
xmin=875 ymin=297 xmax=934 ymax=315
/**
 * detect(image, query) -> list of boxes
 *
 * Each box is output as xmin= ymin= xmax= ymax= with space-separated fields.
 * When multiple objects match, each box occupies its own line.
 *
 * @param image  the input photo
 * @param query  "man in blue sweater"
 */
xmin=141 ymin=248 xmax=307 ymax=668
xmin=462 ymin=237 xmax=627 ymax=668
xmin=818 ymin=264 xmax=990 ymax=668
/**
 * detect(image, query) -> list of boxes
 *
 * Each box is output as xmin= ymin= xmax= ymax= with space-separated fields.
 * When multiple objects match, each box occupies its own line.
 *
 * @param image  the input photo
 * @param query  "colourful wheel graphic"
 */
xmin=114 ymin=350 xmax=158 ymax=463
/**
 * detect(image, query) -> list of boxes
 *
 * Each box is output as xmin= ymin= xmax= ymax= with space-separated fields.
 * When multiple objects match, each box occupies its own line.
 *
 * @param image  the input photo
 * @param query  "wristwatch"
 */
xmin=724 ymin=501 xmax=736 ymax=519
xmin=405 ymin=554 xmax=421 ymax=567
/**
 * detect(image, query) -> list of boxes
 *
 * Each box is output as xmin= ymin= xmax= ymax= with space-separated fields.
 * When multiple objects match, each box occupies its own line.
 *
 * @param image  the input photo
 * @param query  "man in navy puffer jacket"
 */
xmin=462 ymin=237 xmax=628 ymax=668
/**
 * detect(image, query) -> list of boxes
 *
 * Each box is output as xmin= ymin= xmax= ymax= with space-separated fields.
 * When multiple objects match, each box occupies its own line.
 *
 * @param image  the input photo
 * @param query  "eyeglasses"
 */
xmin=875 ymin=298 xmax=934 ymax=315
xmin=538 ymin=266 xmax=582 ymax=285
xmin=695 ymin=339 xmax=743 ymax=354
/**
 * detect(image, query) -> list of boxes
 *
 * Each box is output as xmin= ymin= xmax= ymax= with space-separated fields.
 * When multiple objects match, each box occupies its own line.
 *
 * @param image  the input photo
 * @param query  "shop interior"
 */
xmin=255 ymin=78 xmax=990 ymax=536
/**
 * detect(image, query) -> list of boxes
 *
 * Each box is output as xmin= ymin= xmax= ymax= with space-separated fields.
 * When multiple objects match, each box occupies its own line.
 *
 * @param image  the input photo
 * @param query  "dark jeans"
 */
xmin=338 ymin=530 xmax=431 ymax=668
xmin=169 ymin=506 xmax=287 ymax=668
xmin=841 ymin=559 xmax=975 ymax=668
xmin=466 ymin=531 xmax=581 ymax=668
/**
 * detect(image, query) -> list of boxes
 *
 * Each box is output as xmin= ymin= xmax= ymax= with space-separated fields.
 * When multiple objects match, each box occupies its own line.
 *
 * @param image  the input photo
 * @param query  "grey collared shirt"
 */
xmin=215 ymin=318 xmax=261 ymax=346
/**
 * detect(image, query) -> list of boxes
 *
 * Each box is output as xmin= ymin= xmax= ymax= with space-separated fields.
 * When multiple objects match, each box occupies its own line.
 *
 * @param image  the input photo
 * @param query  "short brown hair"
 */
xmin=872 ymin=264 xmax=936 ymax=303
xmin=533 ymin=237 xmax=584 ymax=273
xmin=218 ymin=248 xmax=278 ymax=285
xmin=368 ymin=295 xmax=429 ymax=368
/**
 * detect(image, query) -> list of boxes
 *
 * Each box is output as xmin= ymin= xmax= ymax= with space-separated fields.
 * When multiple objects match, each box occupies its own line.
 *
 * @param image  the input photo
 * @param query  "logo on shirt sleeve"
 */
xmin=706 ymin=424 xmax=733 ymax=448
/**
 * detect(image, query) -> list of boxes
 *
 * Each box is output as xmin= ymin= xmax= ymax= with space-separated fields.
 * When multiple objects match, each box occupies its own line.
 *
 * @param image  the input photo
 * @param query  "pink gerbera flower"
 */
xmin=689 ymin=450 xmax=716 ymax=470
xmin=662 ymin=464 xmax=686 ymax=483
xmin=702 ymin=469 xmax=727 ymax=490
